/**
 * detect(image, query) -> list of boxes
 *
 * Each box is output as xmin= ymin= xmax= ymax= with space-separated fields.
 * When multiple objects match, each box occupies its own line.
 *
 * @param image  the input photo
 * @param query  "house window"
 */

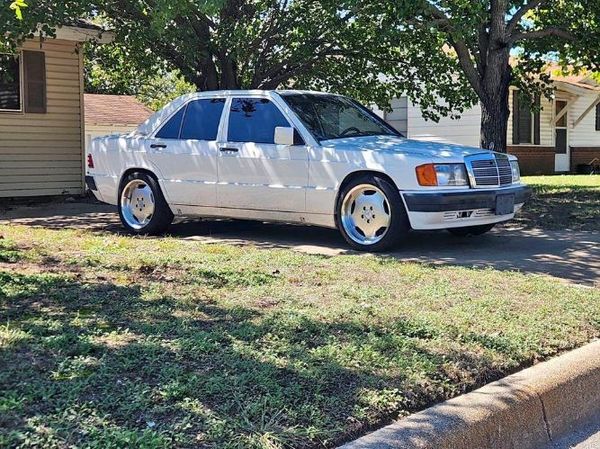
xmin=0 ymin=53 xmax=21 ymax=112
xmin=512 ymin=91 xmax=540 ymax=145
xmin=518 ymin=100 xmax=533 ymax=144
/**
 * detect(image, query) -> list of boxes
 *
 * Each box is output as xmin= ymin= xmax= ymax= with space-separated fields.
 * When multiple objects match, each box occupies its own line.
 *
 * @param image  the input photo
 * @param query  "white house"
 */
xmin=382 ymin=73 xmax=600 ymax=175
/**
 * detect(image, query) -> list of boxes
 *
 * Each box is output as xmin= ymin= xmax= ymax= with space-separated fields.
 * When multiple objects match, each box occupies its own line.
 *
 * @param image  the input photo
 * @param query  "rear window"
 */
xmin=228 ymin=98 xmax=290 ymax=144
xmin=180 ymin=99 xmax=226 ymax=141
xmin=156 ymin=107 xmax=185 ymax=139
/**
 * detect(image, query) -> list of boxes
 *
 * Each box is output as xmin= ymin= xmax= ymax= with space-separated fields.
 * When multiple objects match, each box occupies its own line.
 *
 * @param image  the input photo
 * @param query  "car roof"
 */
xmin=180 ymin=89 xmax=340 ymax=98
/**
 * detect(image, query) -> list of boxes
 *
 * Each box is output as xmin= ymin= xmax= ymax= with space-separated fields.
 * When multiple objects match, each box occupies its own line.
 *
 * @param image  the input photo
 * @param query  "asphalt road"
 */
xmin=545 ymin=416 xmax=600 ymax=449
xmin=1 ymin=200 xmax=599 ymax=286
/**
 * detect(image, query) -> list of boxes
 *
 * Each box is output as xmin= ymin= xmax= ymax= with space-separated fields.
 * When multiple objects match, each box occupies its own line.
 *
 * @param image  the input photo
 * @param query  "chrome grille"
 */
xmin=466 ymin=154 xmax=513 ymax=188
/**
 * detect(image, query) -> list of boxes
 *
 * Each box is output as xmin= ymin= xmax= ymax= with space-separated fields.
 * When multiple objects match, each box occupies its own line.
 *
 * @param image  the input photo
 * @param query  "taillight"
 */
xmin=87 ymin=154 xmax=95 ymax=169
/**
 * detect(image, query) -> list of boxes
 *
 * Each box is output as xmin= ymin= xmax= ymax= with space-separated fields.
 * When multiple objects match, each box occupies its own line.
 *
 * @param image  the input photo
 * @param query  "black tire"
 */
xmin=336 ymin=174 xmax=410 ymax=252
xmin=118 ymin=172 xmax=173 ymax=235
xmin=448 ymin=223 xmax=496 ymax=237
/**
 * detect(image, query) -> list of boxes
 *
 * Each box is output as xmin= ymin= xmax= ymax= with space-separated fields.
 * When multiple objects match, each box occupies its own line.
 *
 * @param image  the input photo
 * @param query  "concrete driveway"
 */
xmin=1 ymin=200 xmax=599 ymax=286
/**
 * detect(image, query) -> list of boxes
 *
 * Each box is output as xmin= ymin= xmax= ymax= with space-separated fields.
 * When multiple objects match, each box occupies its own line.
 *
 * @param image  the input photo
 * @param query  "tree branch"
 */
xmin=416 ymin=2 xmax=482 ymax=95
xmin=448 ymin=37 xmax=484 ymax=97
xmin=509 ymin=27 xmax=575 ymax=44
xmin=506 ymin=0 xmax=547 ymax=34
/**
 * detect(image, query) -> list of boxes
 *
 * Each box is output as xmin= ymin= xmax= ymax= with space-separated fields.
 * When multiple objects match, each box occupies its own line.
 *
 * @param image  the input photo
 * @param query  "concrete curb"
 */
xmin=339 ymin=340 xmax=600 ymax=449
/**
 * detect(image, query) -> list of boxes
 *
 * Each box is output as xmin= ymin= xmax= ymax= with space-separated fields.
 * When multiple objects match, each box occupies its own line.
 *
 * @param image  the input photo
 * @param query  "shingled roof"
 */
xmin=84 ymin=94 xmax=154 ymax=127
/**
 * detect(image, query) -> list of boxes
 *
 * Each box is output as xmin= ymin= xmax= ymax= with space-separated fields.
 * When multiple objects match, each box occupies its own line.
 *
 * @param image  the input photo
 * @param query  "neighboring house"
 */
xmin=0 ymin=21 xmax=112 ymax=198
xmin=382 ymin=74 xmax=600 ymax=175
xmin=85 ymin=94 xmax=154 ymax=151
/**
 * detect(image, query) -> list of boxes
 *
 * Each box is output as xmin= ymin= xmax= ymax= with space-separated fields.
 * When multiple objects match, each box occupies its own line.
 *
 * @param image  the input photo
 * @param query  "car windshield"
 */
xmin=281 ymin=93 xmax=402 ymax=142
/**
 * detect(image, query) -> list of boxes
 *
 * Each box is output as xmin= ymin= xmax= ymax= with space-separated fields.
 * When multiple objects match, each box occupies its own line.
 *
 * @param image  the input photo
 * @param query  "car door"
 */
xmin=146 ymin=98 xmax=226 ymax=206
xmin=217 ymin=96 xmax=308 ymax=212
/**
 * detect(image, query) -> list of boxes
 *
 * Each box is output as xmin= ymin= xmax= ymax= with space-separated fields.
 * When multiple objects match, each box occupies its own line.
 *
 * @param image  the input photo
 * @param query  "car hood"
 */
xmin=320 ymin=135 xmax=491 ymax=160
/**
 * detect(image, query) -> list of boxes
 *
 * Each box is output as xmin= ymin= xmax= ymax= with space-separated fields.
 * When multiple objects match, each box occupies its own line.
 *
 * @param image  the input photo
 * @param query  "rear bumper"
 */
xmin=85 ymin=175 xmax=98 ymax=191
xmin=403 ymin=185 xmax=531 ymax=213
xmin=84 ymin=174 xmax=118 ymax=205
xmin=402 ymin=185 xmax=531 ymax=230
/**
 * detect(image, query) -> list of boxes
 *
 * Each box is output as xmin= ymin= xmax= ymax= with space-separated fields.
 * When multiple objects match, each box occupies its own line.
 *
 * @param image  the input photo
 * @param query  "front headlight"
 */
xmin=435 ymin=164 xmax=469 ymax=186
xmin=416 ymin=164 xmax=469 ymax=186
xmin=510 ymin=161 xmax=521 ymax=183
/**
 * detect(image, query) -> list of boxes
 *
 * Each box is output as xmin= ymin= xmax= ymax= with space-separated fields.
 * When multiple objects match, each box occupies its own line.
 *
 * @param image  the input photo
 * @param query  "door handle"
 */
xmin=150 ymin=144 xmax=167 ymax=149
xmin=220 ymin=147 xmax=239 ymax=153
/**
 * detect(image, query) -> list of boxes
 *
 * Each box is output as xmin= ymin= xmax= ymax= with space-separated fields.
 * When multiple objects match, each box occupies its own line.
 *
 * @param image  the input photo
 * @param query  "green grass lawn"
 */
xmin=517 ymin=175 xmax=600 ymax=231
xmin=1 ymin=220 xmax=599 ymax=449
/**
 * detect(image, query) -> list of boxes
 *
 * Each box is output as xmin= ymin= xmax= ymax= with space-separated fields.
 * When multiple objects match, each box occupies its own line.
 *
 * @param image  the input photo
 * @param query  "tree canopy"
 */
xmin=3 ymin=0 xmax=600 ymax=150
xmin=1 ymin=0 xmax=475 ymax=119
xmin=352 ymin=0 xmax=600 ymax=149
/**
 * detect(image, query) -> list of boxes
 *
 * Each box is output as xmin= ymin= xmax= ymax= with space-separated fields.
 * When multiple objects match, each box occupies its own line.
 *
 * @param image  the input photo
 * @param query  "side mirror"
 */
xmin=274 ymin=127 xmax=305 ymax=146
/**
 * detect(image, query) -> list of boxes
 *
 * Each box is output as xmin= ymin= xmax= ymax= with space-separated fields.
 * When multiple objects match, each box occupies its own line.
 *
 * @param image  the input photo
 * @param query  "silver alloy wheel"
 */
xmin=120 ymin=179 xmax=156 ymax=230
xmin=340 ymin=184 xmax=392 ymax=246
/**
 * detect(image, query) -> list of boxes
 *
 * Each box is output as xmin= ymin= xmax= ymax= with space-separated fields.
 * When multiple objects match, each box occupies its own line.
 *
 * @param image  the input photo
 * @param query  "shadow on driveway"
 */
xmin=1 ymin=201 xmax=598 ymax=286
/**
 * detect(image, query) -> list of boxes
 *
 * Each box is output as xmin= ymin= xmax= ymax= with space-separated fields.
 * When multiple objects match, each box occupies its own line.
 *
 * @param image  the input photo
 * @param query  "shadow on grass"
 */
xmin=515 ymin=184 xmax=600 ymax=232
xmin=0 ymin=272 xmax=536 ymax=449
xmin=3 ymin=198 xmax=600 ymax=286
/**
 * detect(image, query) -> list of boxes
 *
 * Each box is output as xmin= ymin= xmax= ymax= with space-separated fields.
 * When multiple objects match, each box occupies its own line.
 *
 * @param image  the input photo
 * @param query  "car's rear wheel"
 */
xmin=336 ymin=174 xmax=410 ymax=251
xmin=447 ymin=223 xmax=496 ymax=237
xmin=118 ymin=172 xmax=173 ymax=235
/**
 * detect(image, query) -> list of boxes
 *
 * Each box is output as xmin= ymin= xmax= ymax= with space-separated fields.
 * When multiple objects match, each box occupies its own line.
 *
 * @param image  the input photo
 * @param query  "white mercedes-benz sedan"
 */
xmin=86 ymin=90 xmax=531 ymax=251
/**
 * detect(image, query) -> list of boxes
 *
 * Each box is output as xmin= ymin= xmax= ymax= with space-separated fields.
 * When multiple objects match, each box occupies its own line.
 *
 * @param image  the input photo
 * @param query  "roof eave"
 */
xmin=40 ymin=25 xmax=114 ymax=44
xmin=554 ymin=80 xmax=600 ymax=96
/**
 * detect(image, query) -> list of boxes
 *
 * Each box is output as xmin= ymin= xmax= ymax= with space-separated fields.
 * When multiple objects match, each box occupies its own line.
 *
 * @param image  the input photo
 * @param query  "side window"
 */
xmin=0 ymin=53 xmax=21 ymax=111
xmin=180 ymin=98 xmax=225 ymax=141
xmin=156 ymin=107 xmax=185 ymax=139
xmin=228 ymin=98 xmax=290 ymax=144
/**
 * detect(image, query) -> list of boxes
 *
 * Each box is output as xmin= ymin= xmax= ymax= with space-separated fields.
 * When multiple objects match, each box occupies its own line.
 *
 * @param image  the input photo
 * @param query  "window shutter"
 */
xmin=23 ymin=50 xmax=46 ymax=113
xmin=512 ymin=91 xmax=520 ymax=145
xmin=533 ymin=95 xmax=541 ymax=145
xmin=596 ymin=103 xmax=600 ymax=131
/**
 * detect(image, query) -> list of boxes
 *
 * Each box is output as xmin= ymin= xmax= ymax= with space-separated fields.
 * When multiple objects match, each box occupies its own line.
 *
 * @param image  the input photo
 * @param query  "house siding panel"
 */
xmin=0 ymin=39 xmax=83 ymax=198
xmin=406 ymin=99 xmax=482 ymax=147
xmin=569 ymin=93 xmax=600 ymax=147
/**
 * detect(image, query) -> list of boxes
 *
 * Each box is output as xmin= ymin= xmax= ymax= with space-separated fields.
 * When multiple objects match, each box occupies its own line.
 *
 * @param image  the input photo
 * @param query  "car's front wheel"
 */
xmin=118 ymin=172 xmax=173 ymax=235
xmin=447 ymin=223 xmax=496 ymax=237
xmin=336 ymin=175 xmax=410 ymax=251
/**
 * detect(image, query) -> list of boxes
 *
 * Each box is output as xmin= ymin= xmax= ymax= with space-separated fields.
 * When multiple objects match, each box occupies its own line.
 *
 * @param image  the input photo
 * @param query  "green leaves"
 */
xmin=3 ymin=0 xmax=599 ymax=130
xmin=9 ymin=0 xmax=27 ymax=20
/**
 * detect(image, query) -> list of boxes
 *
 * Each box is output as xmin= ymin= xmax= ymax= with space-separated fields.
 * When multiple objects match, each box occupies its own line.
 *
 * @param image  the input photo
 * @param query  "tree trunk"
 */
xmin=480 ymin=90 xmax=510 ymax=152
xmin=479 ymin=50 xmax=512 ymax=152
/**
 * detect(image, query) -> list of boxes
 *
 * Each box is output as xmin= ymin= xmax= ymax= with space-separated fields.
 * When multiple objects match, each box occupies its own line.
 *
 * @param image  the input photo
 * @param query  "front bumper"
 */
xmin=402 ymin=185 xmax=531 ymax=230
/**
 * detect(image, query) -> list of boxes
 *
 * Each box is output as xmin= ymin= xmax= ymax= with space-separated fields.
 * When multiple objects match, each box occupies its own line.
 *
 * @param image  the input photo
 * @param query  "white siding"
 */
xmin=569 ymin=92 xmax=600 ymax=147
xmin=384 ymin=97 xmax=408 ymax=135
xmin=386 ymin=97 xmax=482 ymax=147
xmin=406 ymin=99 xmax=481 ymax=147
